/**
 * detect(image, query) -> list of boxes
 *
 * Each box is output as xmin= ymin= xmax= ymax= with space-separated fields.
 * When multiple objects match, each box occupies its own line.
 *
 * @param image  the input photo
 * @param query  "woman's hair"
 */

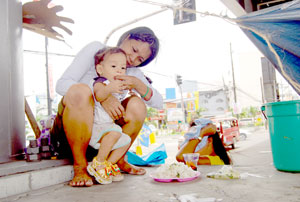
xmin=117 ymin=26 xmax=159 ymax=67
xmin=211 ymin=132 xmax=231 ymax=165
xmin=94 ymin=47 xmax=126 ymax=66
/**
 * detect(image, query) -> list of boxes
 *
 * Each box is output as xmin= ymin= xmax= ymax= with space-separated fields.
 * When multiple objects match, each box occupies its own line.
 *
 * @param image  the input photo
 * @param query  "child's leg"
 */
xmin=87 ymin=131 xmax=121 ymax=185
xmin=95 ymin=131 xmax=121 ymax=163
xmin=107 ymin=143 xmax=130 ymax=164
xmin=106 ymin=133 xmax=131 ymax=182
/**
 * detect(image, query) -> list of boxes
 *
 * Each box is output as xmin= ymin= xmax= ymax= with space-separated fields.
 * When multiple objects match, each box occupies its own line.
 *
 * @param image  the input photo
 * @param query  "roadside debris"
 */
xmin=206 ymin=165 xmax=240 ymax=179
xmin=206 ymin=165 xmax=267 ymax=179
xmin=172 ymin=193 xmax=222 ymax=202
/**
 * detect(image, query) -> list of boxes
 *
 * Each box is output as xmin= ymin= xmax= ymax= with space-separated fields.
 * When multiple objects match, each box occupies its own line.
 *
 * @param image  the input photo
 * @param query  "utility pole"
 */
xmin=222 ymin=76 xmax=230 ymax=112
xmin=45 ymin=37 xmax=52 ymax=116
xmin=260 ymin=77 xmax=265 ymax=103
xmin=230 ymin=43 xmax=239 ymax=119
xmin=176 ymin=75 xmax=186 ymax=124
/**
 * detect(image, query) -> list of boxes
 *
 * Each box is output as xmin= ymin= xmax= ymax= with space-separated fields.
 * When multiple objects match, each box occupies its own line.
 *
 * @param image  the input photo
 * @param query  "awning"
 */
xmin=236 ymin=1 xmax=300 ymax=95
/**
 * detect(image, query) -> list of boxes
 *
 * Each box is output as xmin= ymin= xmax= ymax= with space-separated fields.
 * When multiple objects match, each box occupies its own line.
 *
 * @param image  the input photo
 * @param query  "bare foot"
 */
xmin=69 ymin=165 xmax=93 ymax=187
xmin=117 ymin=157 xmax=146 ymax=175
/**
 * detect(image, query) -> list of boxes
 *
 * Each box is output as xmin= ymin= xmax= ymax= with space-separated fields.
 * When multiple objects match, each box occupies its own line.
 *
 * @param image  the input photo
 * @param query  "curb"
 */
xmin=0 ymin=165 xmax=73 ymax=199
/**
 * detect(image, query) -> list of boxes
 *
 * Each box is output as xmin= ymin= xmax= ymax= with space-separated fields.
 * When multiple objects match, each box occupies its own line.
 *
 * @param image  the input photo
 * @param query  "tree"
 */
xmin=195 ymin=107 xmax=206 ymax=117
xmin=239 ymin=106 xmax=259 ymax=119
xmin=249 ymin=106 xmax=259 ymax=118
xmin=189 ymin=107 xmax=206 ymax=121
xmin=147 ymin=107 xmax=158 ymax=118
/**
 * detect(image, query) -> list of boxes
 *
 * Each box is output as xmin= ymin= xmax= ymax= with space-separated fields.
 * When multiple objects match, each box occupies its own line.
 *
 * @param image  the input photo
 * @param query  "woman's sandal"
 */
xmin=108 ymin=162 xmax=124 ymax=182
xmin=87 ymin=158 xmax=112 ymax=185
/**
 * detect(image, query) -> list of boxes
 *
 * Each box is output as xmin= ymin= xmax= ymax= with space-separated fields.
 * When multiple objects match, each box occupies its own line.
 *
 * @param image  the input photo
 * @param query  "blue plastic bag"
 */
xmin=126 ymin=143 xmax=168 ymax=166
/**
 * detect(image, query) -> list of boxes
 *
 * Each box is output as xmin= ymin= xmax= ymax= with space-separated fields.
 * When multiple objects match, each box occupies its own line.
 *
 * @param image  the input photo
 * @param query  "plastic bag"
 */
xmin=126 ymin=143 xmax=167 ymax=166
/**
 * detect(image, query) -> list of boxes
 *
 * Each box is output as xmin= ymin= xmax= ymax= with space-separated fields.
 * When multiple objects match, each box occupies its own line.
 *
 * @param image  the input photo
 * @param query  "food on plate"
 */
xmin=152 ymin=162 xmax=198 ymax=179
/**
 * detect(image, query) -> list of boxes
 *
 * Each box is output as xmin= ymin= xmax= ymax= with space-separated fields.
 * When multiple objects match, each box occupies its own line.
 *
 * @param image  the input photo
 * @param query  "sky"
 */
xmin=22 ymin=0 xmax=299 ymax=110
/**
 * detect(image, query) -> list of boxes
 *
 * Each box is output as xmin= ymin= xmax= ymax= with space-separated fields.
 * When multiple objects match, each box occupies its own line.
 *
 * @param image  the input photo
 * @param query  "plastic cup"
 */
xmin=183 ymin=153 xmax=199 ymax=170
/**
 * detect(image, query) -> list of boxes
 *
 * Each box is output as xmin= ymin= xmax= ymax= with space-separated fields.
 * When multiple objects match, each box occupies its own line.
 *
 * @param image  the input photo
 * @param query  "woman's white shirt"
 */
xmin=56 ymin=41 xmax=163 ymax=109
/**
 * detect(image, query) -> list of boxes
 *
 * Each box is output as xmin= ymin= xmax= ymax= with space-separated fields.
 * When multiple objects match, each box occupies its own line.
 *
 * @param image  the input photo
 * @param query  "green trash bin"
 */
xmin=261 ymin=100 xmax=300 ymax=172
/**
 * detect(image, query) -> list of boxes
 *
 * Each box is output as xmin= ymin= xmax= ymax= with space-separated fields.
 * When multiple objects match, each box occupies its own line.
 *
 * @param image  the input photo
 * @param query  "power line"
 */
xmin=143 ymin=70 xmax=173 ymax=78
xmin=23 ymin=50 xmax=227 ymax=88
xmin=144 ymin=70 xmax=224 ymax=87
xmin=24 ymin=50 xmax=242 ymax=95
xmin=235 ymin=86 xmax=261 ymax=103
xmin=196 ymin=81 xmax=223 ymax=88
xmin=24 ymin=49 xmax=75 ymax=57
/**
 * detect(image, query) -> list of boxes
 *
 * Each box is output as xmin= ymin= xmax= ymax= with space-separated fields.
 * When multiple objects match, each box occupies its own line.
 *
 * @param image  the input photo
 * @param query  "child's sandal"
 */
xmin=87 ymin=158 xmax=112 ymax=185
xmin=108 ymin=162 xmax=124 ymax=182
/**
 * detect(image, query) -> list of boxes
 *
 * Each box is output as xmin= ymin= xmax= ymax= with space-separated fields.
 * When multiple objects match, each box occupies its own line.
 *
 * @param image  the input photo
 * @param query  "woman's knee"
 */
xmin=63 ymin=84 xmax=94 ymax=109
xmin=125 ymin=96 xmax=146 ymax=122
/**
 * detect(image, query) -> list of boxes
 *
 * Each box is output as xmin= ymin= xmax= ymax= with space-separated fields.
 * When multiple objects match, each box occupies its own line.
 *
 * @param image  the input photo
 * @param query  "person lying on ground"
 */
xmin=176 ymin=118 xmax=231 ymax=165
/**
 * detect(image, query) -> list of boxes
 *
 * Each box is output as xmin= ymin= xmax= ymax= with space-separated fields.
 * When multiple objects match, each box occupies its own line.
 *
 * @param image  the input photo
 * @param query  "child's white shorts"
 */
xmin=89 ymin=123 xmax=131 ymax=150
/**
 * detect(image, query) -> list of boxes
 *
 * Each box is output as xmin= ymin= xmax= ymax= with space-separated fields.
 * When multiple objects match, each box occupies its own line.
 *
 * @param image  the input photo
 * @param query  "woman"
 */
xmin=176 ymin=118 xmax=231 ymax=165
xmin=50 ymin=27 xmax=163 ymax=187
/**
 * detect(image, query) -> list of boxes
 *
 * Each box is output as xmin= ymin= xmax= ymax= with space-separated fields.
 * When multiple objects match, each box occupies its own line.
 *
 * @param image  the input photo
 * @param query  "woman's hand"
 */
xmin=114 ymin=75 xmax=137 ymax=90
xmin=100 ymin=95 xmax=125 ymax=120
xmin=115 ymin=75 xmax=152 ymax=101
xmin=107 ymin=79 xmax=126 ymax=94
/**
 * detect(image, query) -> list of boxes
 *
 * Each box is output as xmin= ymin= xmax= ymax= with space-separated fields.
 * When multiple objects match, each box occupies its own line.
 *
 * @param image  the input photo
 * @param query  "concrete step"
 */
xmin=0 ymin=159 xmax=73 ymax=199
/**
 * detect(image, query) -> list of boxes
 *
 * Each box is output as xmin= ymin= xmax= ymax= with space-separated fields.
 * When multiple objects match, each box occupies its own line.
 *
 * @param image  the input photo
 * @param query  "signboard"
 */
xmin=166 ymin=102 xmax=177 ymax=109
xmin=167 ymin=108 xmax=184 ymax=121
xmin=173 ymin=0 xmax=196 ymax=25
xmin=166 ymin=88 xmax=176 ymax=99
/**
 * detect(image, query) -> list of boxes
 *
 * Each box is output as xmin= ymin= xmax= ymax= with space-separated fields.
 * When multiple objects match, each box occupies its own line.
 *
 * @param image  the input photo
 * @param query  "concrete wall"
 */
xmin=261 ymin=57 xmax=278 ymax=103
xmin=0 ymin=0 xmax=25 ymax=163
xmin=198 ymin=89 xmax=229 ymax=116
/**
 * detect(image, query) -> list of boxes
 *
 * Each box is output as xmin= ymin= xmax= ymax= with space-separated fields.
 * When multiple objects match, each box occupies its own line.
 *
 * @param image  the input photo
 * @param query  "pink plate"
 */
xmin=150 ymin=171 xmax=201 ymax=183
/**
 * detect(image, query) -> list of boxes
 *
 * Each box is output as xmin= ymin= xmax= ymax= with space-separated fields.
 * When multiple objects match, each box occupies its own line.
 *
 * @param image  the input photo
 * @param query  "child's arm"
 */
xmin=94 ymin=80 xmax=125 ymax=102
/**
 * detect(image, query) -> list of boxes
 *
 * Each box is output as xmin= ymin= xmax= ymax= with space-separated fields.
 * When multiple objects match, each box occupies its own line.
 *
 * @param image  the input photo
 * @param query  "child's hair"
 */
xmin=94 ymin=47 xmax=126 ymax=76
xmin=117 ymin=27 xmax=159 ymax=67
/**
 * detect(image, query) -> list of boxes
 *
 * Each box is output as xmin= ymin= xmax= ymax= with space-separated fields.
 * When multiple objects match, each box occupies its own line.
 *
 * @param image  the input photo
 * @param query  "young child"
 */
xmin=87 ymin=47 xmax=131 ymax=184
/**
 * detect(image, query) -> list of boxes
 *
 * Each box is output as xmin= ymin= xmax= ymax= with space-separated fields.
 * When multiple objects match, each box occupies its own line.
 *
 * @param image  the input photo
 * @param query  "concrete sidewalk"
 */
xmin=1 ymin=128 xmax=300 ymax=202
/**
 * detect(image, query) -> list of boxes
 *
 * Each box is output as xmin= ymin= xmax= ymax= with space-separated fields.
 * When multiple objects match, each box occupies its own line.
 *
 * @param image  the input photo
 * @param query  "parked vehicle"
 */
xmin=239 ymin=128 xmax=249 ymax=141
xmin=239 ymin=118 xmax=254 ymax=127
xmin=212 ymin=117 xmax=240 ymax=149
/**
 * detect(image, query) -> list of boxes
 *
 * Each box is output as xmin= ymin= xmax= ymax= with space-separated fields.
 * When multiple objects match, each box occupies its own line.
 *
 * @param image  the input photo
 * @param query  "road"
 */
xmin=2 ymin=126 xmax=300 ymax=202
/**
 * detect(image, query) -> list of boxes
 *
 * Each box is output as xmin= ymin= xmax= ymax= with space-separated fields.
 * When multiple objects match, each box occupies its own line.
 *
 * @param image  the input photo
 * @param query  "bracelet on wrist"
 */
xmin=141 ymin=86 xmax=149 ymax=98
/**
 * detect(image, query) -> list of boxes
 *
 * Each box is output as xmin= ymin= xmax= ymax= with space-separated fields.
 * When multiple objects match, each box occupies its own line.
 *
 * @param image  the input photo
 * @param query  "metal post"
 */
xmin=45 ymin=37 xmax=52 ymax=116
xmin=104 ymin=8 xmax=168 ymax=45
xmin=230 ymin=43 xmax=239 ymax=119
xmin=0 ymin=0 xmax=25 ymax=162
xmin=260 ymin=77 xmax=265 ymax=103
xmin=179 ymin=85 xmax=186 ymax=124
